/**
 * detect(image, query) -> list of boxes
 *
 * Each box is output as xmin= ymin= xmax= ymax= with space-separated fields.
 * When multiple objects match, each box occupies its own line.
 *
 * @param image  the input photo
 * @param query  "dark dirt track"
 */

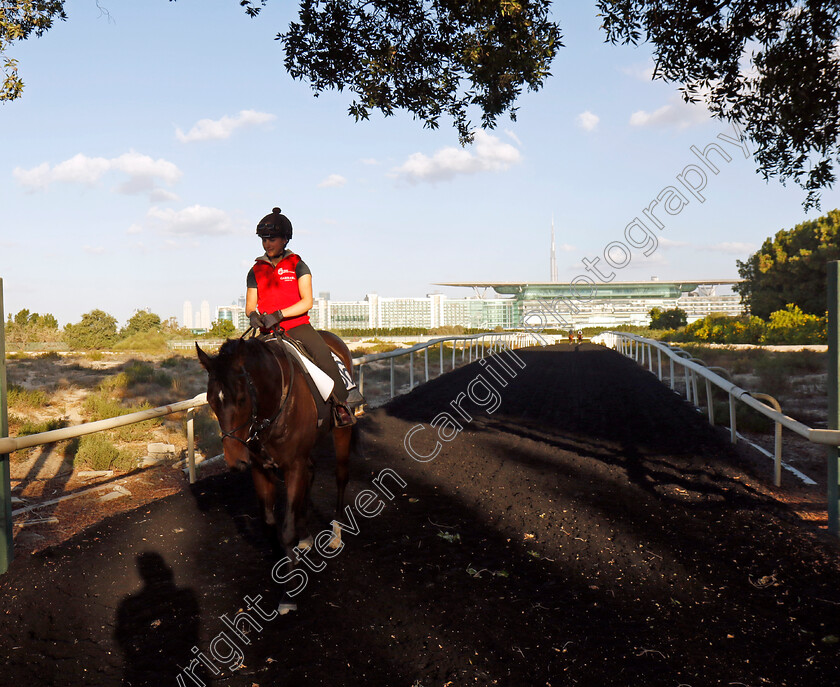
xmin=3 ymin=343 xmax=840 ymax=687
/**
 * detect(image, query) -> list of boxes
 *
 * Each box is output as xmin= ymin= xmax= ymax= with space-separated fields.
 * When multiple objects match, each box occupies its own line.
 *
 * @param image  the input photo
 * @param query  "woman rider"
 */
xmin=245 ymin=207 xmax=356 ymax=427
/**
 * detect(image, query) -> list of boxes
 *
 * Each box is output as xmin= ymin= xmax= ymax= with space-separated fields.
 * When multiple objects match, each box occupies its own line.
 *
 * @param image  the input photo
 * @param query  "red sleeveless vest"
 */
xmin=252 ymin=253 xmax=310 ymax=330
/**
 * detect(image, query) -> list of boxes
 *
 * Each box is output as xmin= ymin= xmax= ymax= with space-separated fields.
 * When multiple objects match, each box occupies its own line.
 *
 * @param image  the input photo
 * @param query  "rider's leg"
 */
xmin=284 ymin=323 xmax=349 ymax=403
xmin=285 ymin=323 xmax=355 ymax=426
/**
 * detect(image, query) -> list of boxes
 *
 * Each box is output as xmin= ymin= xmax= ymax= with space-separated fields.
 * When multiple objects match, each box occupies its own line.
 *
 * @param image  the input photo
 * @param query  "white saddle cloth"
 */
xmin=281 ymin=340 xmax=335 ymax=401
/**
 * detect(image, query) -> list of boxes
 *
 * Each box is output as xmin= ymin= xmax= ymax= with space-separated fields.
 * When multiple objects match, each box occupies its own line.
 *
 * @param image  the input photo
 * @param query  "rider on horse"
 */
xmin=246 ymin=207 xmax=357 ymax=427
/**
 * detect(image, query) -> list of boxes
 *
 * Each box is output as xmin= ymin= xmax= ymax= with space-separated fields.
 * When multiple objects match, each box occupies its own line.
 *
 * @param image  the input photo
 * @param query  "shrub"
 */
xmin=72 ymin=434 xmax=142 ymax=471
xmin=764 ymin=304 xmax=827 ymax=344
xmin=7 ymin=384 xmax=50 ymax=409
xmin=113 ymin=331 xmax=169 ymax=353
xmin=63 ymin=309 xmax=119 ymax=350
xmin=74 ymin=434 xmax=120 ymax=470
xmin=98 ymin=361 xmax=171 ymax=391
xmin=8 ymin=415 xmax=67 ymax=437
xmin=649 ymin=307 xmax=687 ymax=330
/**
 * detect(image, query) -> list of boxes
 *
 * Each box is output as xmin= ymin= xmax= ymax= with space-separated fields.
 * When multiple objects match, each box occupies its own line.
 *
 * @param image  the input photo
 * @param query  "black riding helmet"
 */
xmin=256 ymin=207 xmax=293 ymax=240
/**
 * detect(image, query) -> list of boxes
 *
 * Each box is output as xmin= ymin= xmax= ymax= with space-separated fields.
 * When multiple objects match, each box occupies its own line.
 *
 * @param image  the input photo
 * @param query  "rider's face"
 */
xmin=262 ymin=236 xmax=287 ymax=258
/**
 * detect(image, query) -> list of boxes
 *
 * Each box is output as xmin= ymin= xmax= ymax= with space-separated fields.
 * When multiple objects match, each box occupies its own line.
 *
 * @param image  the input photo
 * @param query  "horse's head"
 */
xmin=196 ymin=340 xmax=254 ymax=471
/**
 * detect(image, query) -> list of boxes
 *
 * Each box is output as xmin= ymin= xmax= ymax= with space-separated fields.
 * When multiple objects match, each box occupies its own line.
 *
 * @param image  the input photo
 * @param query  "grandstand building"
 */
xmin=216 ymin=279 xmax=744 ymax=331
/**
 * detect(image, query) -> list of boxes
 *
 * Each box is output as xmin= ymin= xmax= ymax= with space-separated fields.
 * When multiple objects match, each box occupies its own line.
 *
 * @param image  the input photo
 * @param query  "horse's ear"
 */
xmin=196 ymin=343 xmax=213 ymax=371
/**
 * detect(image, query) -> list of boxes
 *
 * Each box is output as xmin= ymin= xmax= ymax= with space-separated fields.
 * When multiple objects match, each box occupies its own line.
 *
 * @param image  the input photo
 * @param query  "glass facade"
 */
xmin=216 ymin=286 xmax=745 ymax=332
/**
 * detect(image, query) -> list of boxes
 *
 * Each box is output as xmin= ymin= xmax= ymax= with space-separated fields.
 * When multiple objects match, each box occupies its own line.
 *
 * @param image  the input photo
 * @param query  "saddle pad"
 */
xmin=280 ymin=340 xmax=335 ymax=401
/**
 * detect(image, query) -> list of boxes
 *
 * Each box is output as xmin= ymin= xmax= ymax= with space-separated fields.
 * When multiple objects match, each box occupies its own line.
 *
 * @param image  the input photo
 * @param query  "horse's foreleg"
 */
xmin=250 ymin=463 xmax=277 ymax=526
xmin=282 ymin=460 xmax=312 ymax=559
xmin=330 ymin=425 xmax=352 ymax=550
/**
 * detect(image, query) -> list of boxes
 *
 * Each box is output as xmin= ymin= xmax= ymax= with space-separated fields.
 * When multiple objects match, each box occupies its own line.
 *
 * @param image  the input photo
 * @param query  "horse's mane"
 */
xmin=213 ymin=337 xmax=274 ymax=381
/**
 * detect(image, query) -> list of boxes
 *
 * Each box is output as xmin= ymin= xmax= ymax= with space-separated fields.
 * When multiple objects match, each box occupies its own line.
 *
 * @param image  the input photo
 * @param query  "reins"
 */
xmin=219 ymin=327 xmax=296 ymax=449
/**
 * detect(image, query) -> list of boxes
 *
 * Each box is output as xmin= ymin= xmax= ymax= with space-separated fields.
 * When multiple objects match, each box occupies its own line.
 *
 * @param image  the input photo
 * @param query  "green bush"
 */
xmin=98 ymin=361 xmax=171 ymax=391
xmin=72 ymin=434 xmax=141 ymax=471
xmin=662 ymin=305 xmax=827 ymax=345
xmin=764 ymin=304 xmax=827 ymax=344
xmin=7 ymin=384 xmax=50 ymax=409
xmin=113 ymin=331 xmax=169 ymax=353
xmin=63 ymin=309 xmax=119 ymax=350
xmin=9 ymin=415 xmax=67 ymax=437
xmin=82 ymin=392 xmax=159 ymax=441
xmin=649 ymin=307 xmax=687 ymax=330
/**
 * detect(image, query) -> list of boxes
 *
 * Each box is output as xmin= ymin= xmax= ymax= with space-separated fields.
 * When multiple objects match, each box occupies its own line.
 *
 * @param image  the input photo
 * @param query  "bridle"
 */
xmin=218 ymin=330 xmax=296 ymax=450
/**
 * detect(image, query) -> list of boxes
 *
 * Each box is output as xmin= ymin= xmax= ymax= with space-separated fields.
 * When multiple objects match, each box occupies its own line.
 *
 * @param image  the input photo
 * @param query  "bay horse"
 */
xmin=195 ymin=331 xmax=354 ymax=562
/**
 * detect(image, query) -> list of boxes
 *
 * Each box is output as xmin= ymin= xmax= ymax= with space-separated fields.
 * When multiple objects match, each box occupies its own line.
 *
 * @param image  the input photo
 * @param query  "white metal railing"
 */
xmin=1 ymin=331 xmax=537 ymax=486
xmin=353 ymin=331 xmax=538 ymax=399
xmin=593 ymin=331 xmax=840 ymax=486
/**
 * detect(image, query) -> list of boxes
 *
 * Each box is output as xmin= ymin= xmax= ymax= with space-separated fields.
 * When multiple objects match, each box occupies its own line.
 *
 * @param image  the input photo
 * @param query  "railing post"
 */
xmin=390 ymin=357 xmax=395 ymax=398
xmin=424 ymin=347 xmax=429 ymax=382
xmin=657 ymin=348 xmax=662 ymax=381
xmin=669 ymin=357 xmax=675 ymax=390
xmin=827 ymin=261 xmax=840 ymax=534
xmin=705 ymin=378 xmax=714 ymax=425
xmin=358 ymin=364 xmax=365 ymax=395
xmin=409 ymin=350 xmax=415 ymax=389
xmin=439 ymin=341 xmax=444 ymax=376
xmin=187 ymin=408 xmax=196 ymax=484
xmin=684 ymin=365 xmax=690 ymax=400
xmin=692 ymin=370 xmax=700 ymax=407
xmin=0 ymin=278 xmax=12 ymax=574
xmin=647 ymin=344 xmax=653 ymax=373
xmin=753 ymin=393 xmax=784 ymax=488
xmin=728 ymin=392 xmax=737 ymax=444
xmin=452 ymin=339 xmax=456 ymax=370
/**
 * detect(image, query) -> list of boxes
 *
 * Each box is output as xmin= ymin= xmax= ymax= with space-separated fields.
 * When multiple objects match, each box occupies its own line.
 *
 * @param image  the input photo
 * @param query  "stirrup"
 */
xmin=332 ymin=403 xmax=356 ymax=427
xmin=346 ymin=387 xmax=365 ymax=408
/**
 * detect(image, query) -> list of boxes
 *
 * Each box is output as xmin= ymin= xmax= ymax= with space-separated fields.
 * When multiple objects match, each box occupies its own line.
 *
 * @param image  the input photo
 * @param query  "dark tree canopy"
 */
xmin=279 ymin=0 xmax=561 ymax=143
xmin=734 ymin=208 xmax=840 ymax=319
xmin=598 ymin=1 xmax=840 ymax=209
xmin=4 ymin=1 xmax=840 ymax=205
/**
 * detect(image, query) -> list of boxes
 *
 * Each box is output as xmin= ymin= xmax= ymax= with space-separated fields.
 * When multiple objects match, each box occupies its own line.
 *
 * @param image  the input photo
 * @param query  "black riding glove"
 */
xmin=262 ymin=310 xmax=283 ymax=330
xmin=249 ymin=312 xmax=265 ymax=329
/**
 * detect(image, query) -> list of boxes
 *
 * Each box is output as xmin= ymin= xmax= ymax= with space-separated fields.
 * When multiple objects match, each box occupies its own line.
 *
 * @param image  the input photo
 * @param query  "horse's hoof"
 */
xmin=278 ymin=603 xmax=297 ymax=615
xmin=328 ymin=522 xmax=342 ymax=550
xmin=297 ymin=536 xmax=314 ymax=550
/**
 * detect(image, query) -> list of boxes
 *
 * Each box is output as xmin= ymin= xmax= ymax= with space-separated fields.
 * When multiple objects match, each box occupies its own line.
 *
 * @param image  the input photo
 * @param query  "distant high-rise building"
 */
xmin=183 ymin=301 xmax=193 ymax=329
xmin=201 ymin=300 xmax=211 ymax=329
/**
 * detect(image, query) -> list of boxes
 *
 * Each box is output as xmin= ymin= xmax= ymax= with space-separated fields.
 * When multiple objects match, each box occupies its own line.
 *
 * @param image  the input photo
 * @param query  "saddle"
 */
xmin=259 ymin=333 xmax=361 ymax=428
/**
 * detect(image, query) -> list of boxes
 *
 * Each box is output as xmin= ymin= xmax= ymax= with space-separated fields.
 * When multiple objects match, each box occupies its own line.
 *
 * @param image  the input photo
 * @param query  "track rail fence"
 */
xmin=0 ymin=331 xmax=538 ymax=489
xmin=594 ymin=331 xmax=840 ymax=525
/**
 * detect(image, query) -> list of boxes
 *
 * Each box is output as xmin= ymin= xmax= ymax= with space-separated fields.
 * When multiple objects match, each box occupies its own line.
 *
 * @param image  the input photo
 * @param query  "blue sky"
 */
xmin=3 ymin=0 xmax=838 ymax=328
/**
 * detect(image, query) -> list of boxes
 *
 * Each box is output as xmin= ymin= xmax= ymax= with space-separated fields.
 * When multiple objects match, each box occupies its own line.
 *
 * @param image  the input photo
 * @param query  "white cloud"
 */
xmin=126 ymin=224 xmax=143 ymax=235
xmin=557 ymin=243 xmax=576 ymax=252
xmin=576 ymin=111 xmax=600 ymax=131
xmin=659 ymin=237 xmax=690 ymax=248
xmin=505 ymin=129 xmax=522 ymax=146
xmin=360 ymin=158 xmax=379 ymax=166
xmin=390 ymin=130 xmax=522 ymax=183
xmin=175 ymin=109 xmax=276 ymax=143
xmin=13 ymin=151 xmax=182 ymax=199
xmin=629 ymin=95 xmax=711 ymax=130
xmin=83 ymin=245 xmax=106 ymax=255
xmin=621 ymin=60 xmax=656 ymax=81
xmin=147 ymin=205 xmax=239 ymax=236
xmin=318 ymin=174 xmax=347 ymax=188
xmin=703 ymin=241 xmax=755 ymax=255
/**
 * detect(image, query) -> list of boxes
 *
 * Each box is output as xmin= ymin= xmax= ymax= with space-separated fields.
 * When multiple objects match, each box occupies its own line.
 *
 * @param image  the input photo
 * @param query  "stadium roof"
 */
xmin=435 ymin=279 xmax=742 ymax=300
